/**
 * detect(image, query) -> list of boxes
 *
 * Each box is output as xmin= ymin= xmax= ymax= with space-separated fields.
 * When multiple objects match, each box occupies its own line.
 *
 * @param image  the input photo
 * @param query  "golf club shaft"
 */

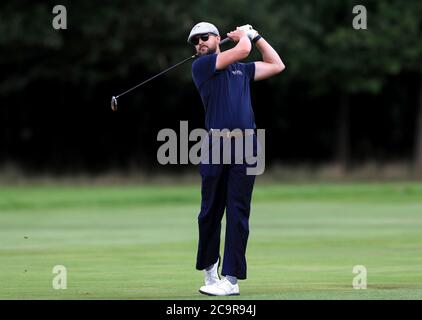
xmin=116 ymin=55 xmax=195 ymax=98
xmin=115 ymin=37 xmax=231 ymax=99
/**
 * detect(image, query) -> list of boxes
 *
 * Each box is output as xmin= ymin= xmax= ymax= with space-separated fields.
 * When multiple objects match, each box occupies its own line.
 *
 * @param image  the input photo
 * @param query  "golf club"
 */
xmin=111 ymin=37 xmax=231 ymax=111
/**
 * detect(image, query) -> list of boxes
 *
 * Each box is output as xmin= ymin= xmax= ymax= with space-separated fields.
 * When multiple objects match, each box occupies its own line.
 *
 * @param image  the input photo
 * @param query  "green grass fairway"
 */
xmin=1 ymin=182 xmax=422 ymax=299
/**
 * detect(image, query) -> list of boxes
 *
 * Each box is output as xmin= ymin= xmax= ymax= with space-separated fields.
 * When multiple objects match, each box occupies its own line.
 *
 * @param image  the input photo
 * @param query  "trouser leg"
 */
xmin=221 ymin=162 xmax=255 ymax=279
xmin=221 ymin=134 xmax=258 ymax=280
xmin=196 ymin=162 xmax=227 ymax=270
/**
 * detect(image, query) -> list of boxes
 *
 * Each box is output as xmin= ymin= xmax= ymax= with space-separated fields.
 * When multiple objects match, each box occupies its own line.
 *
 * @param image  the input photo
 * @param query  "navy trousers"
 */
xmin=196 ymin=134 xmax=257 ymax=280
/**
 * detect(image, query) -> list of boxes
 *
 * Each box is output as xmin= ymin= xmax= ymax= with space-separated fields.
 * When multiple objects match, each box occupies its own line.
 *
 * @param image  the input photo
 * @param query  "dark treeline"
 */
xmin=1 ymin=0 xmax=421 ymax=175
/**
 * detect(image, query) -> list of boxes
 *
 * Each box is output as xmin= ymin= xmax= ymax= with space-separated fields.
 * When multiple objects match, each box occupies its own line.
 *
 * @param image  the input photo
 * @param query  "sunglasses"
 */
xmin=192 ymin=33 xmax=213 ymax=45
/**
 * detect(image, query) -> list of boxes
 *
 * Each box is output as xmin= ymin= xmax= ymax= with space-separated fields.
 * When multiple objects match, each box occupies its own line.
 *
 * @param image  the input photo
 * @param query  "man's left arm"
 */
xmin=253 ymin=36 xmax=286 ymax=81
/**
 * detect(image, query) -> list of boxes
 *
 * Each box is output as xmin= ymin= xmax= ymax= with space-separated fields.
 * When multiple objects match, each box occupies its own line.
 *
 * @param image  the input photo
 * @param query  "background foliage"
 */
xmin=0 ymin=0 xmax=421 ymax=175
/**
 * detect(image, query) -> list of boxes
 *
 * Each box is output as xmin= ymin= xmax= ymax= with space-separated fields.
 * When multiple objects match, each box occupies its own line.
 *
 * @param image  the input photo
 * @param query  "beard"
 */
xmin=196 ymin=45 xmax=217 ymax=56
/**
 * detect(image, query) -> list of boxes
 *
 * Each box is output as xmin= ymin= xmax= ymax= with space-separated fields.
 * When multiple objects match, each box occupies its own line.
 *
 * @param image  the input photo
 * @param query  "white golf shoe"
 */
xmin=199 ymin=278 xmax=240 ymax=296
xmin=204 ymin=257 xmax=220 ymax=286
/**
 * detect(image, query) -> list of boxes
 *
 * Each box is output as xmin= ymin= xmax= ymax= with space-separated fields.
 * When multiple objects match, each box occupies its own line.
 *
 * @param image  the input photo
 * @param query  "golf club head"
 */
xmin=111 ymin=96 xmax=118 ymax=111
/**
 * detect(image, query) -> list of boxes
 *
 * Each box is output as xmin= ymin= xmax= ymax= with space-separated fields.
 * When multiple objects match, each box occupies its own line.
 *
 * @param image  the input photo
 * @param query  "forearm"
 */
xmin=255 ymin=37 xmax=284 ymax=69
xmin=235 ymin=35 xmax=252 ymax=57
xmin=216 ymin=33 xmax=252 ymax=70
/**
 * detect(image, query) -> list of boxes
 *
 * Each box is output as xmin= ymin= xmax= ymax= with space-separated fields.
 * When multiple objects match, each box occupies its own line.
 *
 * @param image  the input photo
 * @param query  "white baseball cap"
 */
xmin=187 ymin=22 xmax=220 ymax=44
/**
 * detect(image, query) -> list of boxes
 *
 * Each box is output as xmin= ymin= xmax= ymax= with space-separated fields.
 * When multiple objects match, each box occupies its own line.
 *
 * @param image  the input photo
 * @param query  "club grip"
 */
xmin=220 ymin=37 xmax=231 ymax=45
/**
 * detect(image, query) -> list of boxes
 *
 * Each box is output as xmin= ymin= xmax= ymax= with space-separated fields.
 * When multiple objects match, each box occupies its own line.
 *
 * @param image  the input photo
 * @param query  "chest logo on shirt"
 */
xmin=231 ymin=70 xmax=243 ymax=76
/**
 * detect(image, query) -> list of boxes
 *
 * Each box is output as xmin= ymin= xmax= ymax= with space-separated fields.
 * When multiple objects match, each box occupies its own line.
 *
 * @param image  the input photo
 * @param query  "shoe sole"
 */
xmin=198 ymin=289 xmax=240 ymax=296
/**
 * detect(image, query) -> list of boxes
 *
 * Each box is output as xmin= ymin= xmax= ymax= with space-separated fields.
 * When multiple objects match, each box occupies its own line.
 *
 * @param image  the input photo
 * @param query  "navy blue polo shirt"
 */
xmin=191 ymin=53 xmax=256 ymax=130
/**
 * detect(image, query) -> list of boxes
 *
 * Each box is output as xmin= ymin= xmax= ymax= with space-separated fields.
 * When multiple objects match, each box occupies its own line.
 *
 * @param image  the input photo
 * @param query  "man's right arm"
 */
xmin=216 ymin=28 xmax=251 ymax=70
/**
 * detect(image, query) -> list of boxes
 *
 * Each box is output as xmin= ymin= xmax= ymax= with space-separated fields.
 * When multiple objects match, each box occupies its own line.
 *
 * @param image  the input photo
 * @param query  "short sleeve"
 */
xmin=192 ymin=54 xmax=217 ymax=88
xmin=243 ymin=62 xmax=256 ymax=81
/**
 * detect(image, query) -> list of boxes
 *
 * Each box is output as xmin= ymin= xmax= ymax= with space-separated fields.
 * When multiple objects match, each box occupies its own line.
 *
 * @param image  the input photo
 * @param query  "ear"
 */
xmin=216 ymin=35 xmax=221 ymax=43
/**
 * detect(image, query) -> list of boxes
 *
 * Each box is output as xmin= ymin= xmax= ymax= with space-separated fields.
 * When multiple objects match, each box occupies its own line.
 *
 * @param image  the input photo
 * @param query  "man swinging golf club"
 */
xmin=188 ymin=22 xmax=285 ymax=296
